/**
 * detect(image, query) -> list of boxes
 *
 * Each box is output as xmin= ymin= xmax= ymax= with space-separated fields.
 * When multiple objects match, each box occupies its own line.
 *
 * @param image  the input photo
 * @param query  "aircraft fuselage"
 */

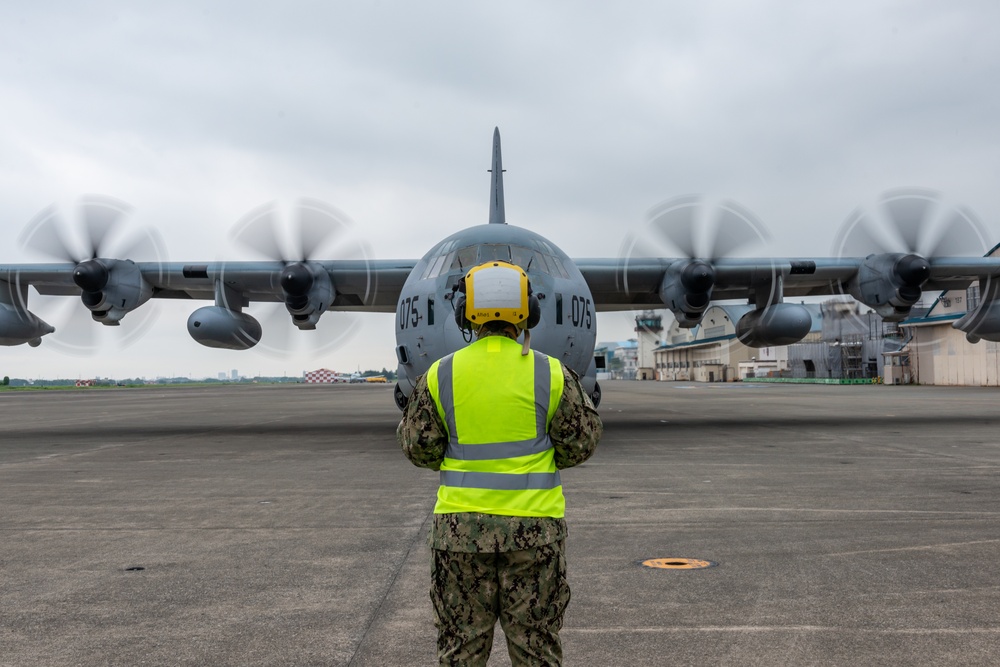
xmin=393 ymin=223 xmax=598 ymax=406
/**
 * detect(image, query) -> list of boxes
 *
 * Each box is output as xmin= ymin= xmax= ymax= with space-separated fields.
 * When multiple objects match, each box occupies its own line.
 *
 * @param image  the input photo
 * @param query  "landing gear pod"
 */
xmin=187 ymin=306 xmax=262 ymax=350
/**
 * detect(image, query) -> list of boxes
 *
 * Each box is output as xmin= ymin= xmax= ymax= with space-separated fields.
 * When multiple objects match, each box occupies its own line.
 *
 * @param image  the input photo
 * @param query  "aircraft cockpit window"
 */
xmin=453 ymin=246 xmax=478 ymax=272
xmin=421 ymin=252 xmax=449 ymax=280
xmin=479 ymin=244 xmax=512 ymax=263
xmin=547 ymin=254 xmax=570 ymax=279
xmin=536 ymin=253 xmax=569 ymax=279
xmin=510 ymin=245 xmax=539 ymax=272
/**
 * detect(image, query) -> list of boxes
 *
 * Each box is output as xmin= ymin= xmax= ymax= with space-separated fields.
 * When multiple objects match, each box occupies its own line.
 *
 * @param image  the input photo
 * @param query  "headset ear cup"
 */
xmin=526 ymin=295 xmax=541 ymax=329
xmin=454 ymin=295 xmax=470 ymax=331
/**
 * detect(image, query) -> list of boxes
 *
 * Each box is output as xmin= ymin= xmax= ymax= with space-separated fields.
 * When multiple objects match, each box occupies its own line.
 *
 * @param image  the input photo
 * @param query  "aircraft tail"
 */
xmin=489 ymin=127 xmax=505 ymax=225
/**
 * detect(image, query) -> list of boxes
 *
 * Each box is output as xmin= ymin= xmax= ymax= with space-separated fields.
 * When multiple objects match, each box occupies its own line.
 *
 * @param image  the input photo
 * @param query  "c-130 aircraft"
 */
xmin=3 ymin=127 xmax=1000 ymax=409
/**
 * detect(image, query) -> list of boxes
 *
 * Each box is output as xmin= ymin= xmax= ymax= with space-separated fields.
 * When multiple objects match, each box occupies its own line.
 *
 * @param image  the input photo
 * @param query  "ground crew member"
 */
xmin=398 ymin=260 xmax=603 ymax=666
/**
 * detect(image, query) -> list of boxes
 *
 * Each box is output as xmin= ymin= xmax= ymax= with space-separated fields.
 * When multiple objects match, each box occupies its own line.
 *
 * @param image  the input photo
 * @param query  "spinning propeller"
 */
xmin=229 ymin=199 xmax=373 ymax=357
xmin=17 ymin=196 xmax=167 ymax=354
xmin=833 ymin=187 xmax=989 ymax=261
xmin=619 ymin=195 xmax=772 ymax=333
xmin=832 ymin=188 xmax=990 ymax=326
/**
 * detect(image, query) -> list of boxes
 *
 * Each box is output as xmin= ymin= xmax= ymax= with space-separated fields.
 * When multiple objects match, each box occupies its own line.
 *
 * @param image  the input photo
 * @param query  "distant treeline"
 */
xmin=0 ymin=368 xmax=397 ymax=388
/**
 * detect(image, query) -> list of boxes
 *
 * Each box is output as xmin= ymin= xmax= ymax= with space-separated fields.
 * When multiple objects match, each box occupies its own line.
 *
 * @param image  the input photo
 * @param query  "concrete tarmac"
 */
xmin=1 ymin=381 xmax=999 ymax=666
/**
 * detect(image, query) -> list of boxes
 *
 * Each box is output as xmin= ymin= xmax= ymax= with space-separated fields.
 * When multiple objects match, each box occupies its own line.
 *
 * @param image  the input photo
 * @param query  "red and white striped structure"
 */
xmin=303 ymin=369 xmax=350 ymax=384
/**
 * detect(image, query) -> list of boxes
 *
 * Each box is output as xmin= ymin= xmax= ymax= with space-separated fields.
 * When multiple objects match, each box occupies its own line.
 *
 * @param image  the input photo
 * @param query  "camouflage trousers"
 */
xmin=430 ymin=540 xmax=570 ymax=666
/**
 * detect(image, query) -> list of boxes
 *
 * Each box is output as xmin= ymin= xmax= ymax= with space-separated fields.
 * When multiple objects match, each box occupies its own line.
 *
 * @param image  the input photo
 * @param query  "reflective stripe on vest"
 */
xmin=428 ymin=336 xmax=565 ymax=518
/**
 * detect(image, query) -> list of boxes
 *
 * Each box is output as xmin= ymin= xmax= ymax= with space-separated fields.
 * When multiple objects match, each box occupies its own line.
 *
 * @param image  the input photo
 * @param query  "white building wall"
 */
xmin=910 ymin=325 xmax=1000 ymax=386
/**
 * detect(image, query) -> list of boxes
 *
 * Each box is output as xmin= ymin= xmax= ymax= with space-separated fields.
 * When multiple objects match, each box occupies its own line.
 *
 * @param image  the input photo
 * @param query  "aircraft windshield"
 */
xmin=420 ymin=243 xmax=569 ymax=280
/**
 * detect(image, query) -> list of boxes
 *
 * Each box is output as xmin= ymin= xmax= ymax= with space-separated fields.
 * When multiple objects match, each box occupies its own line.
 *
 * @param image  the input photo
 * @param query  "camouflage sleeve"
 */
xmin=397 ymin=373 xmax=448 ymax=471
xmin=549 ymin=365 xmax=603 ymax=470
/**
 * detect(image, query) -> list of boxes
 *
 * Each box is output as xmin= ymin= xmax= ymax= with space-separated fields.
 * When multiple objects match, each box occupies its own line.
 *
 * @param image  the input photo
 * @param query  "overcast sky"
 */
xmin=2 ymin=2 xmax=999 ymax=380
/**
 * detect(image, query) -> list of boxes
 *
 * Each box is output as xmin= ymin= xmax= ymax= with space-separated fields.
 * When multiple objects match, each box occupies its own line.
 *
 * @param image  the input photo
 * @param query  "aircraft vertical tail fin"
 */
xmin=489 ymin=127 xmax=506 ymax=225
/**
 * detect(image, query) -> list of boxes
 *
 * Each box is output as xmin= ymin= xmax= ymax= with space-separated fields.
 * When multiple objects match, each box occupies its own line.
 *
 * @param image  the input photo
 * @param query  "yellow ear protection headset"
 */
xmin=452 ymin=262 xmax=541 ymax=349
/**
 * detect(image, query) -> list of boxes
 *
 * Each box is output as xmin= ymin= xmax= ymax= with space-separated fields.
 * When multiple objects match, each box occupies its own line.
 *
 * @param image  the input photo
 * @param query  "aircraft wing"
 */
xmin=576 ymin=254 xmax=1000 ymax=343
xmin=578 ymin=256 xmax=1000 ymax=310
xmin=0 ymin=259 xmax=418 ymax=349
xmin=1 ymin=260 xmax=416 ymax=311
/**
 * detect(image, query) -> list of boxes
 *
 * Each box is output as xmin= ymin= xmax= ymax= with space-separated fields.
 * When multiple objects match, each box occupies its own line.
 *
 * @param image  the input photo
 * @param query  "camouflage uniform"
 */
xmin=398 ymin=330 xmax=603 ymax=666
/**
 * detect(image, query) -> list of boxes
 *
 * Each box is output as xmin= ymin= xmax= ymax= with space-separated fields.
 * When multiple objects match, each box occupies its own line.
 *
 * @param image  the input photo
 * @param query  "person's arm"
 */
xmin=549 ymin=365 xmax=603 ymax=470
xmin=396 ymin=374 xmax=448 ymax=471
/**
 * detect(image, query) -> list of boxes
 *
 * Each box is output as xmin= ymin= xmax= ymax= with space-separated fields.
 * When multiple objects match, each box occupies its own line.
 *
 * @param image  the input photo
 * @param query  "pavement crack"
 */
xmin=346 ymin=505 xmax=432 ymax=667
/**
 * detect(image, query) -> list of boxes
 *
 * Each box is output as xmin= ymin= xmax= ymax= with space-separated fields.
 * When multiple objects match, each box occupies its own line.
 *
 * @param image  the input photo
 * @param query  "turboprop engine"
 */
xmin=845 ymin=253 xmax=929 ymax=322
xmin=73 ymin=258 xmax=155 ymax=324
xmin=279 ymin=261 xmax=335 ymax=329
xmin=659 ymin=259 xmax=715 ymax=328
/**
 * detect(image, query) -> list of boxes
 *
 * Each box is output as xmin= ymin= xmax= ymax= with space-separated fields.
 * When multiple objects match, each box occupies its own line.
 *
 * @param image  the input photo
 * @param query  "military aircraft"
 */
xmin=3 ymin=127 xmax=1000 ymax=409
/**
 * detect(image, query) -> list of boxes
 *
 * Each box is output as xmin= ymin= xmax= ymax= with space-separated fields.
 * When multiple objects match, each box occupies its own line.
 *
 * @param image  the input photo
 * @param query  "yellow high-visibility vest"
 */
xmin=427 ymin=335 xmax=566 ymax=518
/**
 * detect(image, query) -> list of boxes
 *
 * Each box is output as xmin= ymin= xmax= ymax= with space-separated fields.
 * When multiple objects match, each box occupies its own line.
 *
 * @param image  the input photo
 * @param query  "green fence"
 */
xmin=744 ymin=377 xmax=881 ymax=385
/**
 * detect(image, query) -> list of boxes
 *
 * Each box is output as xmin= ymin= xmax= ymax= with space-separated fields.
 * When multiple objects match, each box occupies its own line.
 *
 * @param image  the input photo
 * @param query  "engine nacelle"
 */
xmin=954 ymin=279 xmax=1000 ymax=343
xmin=846 ymin=253 xmax=929 ymax=322
xmin=659 ymin=259 xmax=715 ymax=328
xmin=0 ymin=305 xmax=54 ymax=346
xmin=74 ymin=258 xmax=154 ymax=325
xmin=280 ymin=262 xmax=335 ymax=329
xmin=187 ymin=306 xmax=262 ymax=350
xmin=736 ymin=303 xmax=812 ymax=348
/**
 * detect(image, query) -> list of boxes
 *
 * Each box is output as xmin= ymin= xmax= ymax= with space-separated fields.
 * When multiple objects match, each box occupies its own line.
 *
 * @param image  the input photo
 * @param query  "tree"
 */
xmin=2 ymin=376 xmax=8 ymax=386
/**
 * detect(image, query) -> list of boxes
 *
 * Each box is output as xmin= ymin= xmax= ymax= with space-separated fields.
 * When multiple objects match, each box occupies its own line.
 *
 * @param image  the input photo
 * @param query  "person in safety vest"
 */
xmin=398 ymin=260 xmax=603 ymax=666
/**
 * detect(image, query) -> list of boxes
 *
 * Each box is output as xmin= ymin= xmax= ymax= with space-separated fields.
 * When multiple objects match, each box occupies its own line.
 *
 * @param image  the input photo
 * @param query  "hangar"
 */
xmin=642 ymin=243 xmax=1000 ymax=386
xmin=898 ymin=243 xmax=1000 ymax=386
xmin=649 ymin=301 xmax=905 ymax=383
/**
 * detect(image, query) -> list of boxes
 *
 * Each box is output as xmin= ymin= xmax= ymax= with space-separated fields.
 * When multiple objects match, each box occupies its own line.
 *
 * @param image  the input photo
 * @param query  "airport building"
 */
xmin=641 ymin=263 xmax=1000 ymax=386
xmin=648 ymin=299 xmax=914 ymax=383
xmin=594 ymin=340 xmax=639 ymax=380
xmin=898 ymin=243 xmax=1000 ymax=385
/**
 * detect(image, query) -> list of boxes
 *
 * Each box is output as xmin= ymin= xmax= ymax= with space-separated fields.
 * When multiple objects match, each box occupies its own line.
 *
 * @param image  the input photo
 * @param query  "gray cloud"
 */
xmin=2 ymin=1 xmax=999 ymax=378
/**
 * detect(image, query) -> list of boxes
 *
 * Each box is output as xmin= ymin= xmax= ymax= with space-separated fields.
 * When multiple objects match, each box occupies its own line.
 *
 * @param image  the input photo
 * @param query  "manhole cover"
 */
xmin=641 ymin=558 xmax=717 ymax=570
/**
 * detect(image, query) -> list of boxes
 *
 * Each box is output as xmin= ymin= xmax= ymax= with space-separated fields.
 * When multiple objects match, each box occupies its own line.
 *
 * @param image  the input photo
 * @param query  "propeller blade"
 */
xmin=837 ymin=189 xmax=988 ymax=261
xmin=256 ymin=302 xmax=296 ymax=355
xmin=46 ymin=296 xmax=99 ymax=355
xmin=646 ymin=195 xmax=701 ymax=258
xmin=18 ymin=205 xmax=81 ymax=262
xmin=922 ymin=206 xmax=989 ymax=258
xmin=880 ymin=188 xmax=938 ymax=255
xmin=231 ymin=203 xmax=287 ymax=261
xmin=297 ymin=199 xmax=349 ymax=261
xmin=114 ymin=226 xmax=168 ymax=263
xmin=708 ymin=201 xmax=770 ymax=259
xmin=251 ymin=303 xmax=362 ymax=359
xmin=80 ymin=196 xmax=131 ymax=259
xmin=832 ymin=208 xmax=892 ymax=257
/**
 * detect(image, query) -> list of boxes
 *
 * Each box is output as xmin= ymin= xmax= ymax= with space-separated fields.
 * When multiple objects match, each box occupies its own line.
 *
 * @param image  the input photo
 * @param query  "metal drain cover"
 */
xmin=641 ymin=558 xmax=717 ymax=570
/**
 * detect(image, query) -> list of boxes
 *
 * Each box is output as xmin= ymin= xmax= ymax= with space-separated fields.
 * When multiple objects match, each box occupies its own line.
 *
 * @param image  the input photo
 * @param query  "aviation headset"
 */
xmin=452 ymin=261 xmax=541 ymax=335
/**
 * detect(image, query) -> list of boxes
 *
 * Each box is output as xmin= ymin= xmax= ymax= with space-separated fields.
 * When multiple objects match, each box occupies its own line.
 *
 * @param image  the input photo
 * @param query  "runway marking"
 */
xmin=564 ymin=626 xmax=1000 ymax=635
xmin=824 ymin=538 xmax=1000 ymax=557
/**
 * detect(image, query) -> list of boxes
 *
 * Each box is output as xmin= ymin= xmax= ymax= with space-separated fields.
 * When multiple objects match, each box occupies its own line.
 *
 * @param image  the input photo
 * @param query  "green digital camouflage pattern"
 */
xmin=430 ymin=512 xmax=567 ymax=553
xmin=431 ymin=540 xmax=569 ymax=666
